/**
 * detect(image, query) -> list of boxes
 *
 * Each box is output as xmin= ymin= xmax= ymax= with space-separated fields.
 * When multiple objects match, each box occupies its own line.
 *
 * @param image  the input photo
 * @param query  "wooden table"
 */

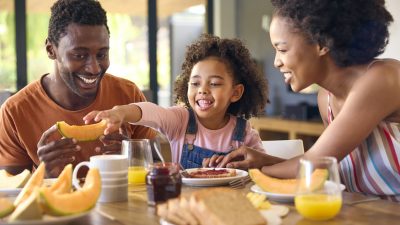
xmin=69 ymin=183 xmax=400 ymax=225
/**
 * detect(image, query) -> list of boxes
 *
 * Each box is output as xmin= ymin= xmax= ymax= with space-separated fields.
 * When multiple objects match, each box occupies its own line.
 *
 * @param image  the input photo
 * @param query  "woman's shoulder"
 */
xmin=356 ymin=59 xmax=400 ymax=90
xmin=365 ymin=59 xmax=400 ymax=77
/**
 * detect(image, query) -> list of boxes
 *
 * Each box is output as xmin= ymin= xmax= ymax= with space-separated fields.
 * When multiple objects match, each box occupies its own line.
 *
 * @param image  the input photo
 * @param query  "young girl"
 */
xmin=219 ymin=0 xmax=400 ymax=201
xmin=83 ymin=34 xmax=269 ymax=169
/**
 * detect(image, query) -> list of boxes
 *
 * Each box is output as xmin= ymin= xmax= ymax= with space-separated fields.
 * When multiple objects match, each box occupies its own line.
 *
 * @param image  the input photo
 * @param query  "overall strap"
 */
xmin=231 ymin=117 xmax=246 ymax=142
xmin=184 ymin=108 xmax=197 ymax=150
xmin=186 ymin=108 xmax=197 ymax=134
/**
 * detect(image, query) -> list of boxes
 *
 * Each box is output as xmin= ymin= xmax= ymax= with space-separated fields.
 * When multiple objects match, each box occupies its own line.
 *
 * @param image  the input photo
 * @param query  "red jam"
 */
xmin=146 ymin=162 xmax=182 ymax=206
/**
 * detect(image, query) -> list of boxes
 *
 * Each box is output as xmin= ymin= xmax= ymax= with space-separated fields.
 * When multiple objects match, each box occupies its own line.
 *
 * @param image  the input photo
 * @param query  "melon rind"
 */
xmin=0 ymin=198 xmax=14 ymax=218
xmin=48 ymin=164 xmax=72 ymax=194
xmin=14 ymin=163 xmax=45 ymax=206
xmin=0 ymin=169 xmax=31 ymax=189
xmin=40 ymin=168 xmax=101 ymax=216
xmin=8 ymin=188 xmax=42 ymax=222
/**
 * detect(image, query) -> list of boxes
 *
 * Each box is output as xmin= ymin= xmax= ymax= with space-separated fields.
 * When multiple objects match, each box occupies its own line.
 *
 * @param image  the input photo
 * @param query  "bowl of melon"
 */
xmin=0 ymin=163 xmax=101 ymax=225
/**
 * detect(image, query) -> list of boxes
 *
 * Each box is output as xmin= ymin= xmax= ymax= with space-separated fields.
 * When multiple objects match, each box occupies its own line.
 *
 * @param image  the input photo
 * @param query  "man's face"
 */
xmin=51 ymin=23 xmax=110 ymax=99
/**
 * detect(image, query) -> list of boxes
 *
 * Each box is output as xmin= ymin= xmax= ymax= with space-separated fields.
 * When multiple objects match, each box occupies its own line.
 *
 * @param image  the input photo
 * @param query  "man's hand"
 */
xmin=37 ymin=125 xmax=80 ymax=178
xmin=95 ymin=123 xmax=130 ymax=154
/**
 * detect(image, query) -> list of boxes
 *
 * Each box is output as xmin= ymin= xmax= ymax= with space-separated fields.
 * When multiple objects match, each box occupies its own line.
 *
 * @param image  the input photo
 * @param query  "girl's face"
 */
xmin=269 ymin=16 xmax=327 ymax=92
xmin=187 ymin=57 xmax=243 ymax=128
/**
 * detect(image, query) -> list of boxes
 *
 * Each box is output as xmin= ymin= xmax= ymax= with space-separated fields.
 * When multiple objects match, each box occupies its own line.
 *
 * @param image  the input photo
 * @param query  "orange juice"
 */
xmin=128 ymin=166 xmax=148 ymax=185
xmin=295 ymin=194 xmax=342 ymax=220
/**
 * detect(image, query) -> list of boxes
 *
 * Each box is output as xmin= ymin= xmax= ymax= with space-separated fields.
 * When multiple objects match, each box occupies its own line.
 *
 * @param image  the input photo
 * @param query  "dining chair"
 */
xmin=262 ymin=139 xmax=304 ymax=159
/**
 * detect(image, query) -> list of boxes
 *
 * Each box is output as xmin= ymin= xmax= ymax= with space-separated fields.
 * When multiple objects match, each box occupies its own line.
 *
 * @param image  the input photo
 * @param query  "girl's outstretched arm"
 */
xmin=83 ymin=104 xmax=143 ymax=135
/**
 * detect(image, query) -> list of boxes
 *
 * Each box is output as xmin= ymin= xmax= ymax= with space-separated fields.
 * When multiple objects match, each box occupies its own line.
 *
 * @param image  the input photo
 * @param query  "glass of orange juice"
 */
xmin=121 ymin=139 xmax=153 ymax=185
xmin=295 ymin=157 xmax=342 ymax=220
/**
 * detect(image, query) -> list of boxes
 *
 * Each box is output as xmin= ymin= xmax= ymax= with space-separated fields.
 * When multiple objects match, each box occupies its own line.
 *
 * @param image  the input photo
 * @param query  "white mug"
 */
xmin=73 ymin=154 xmax=129 ymax=202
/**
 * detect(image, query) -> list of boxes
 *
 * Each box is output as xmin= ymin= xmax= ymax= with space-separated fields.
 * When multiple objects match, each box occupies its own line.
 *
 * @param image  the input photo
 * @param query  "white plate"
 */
xmin=0 ymin=178 xmax=57 ymax=197
xmin=0 ymin=210 xmax=91 ymax=225
xmin=182 ymin=168 xmax=248 ymax=187
xmin=251 ymin=182 xmax=346 ymax=203
xmin=0 ymin=188 xmax=21 ymax=197
xmin=250 ymin=185 xmax=294 ymax=203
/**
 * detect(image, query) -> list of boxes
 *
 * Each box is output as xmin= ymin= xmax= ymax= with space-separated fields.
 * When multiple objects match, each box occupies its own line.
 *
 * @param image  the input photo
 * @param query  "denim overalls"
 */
xmin=180 ymin=108 xmax=246 ymax=169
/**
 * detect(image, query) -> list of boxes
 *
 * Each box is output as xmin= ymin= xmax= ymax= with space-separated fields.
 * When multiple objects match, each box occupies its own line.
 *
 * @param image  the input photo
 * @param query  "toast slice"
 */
xmin=188 ymin=168 xmax=236 ymax=178
xmin=189 ymin=188 xmax=267 ymax=225
xmin=157 ymin=196 xmax=199 ymax=225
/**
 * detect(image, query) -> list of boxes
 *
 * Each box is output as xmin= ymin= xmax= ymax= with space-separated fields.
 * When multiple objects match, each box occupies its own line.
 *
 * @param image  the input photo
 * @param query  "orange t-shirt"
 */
xmin=0 ymin=73 xmax=156 ymax=169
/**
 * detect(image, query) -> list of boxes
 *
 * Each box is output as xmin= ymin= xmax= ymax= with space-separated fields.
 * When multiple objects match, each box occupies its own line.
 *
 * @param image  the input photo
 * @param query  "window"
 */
xmin=0 ymin=0 xmax=16 ymax=92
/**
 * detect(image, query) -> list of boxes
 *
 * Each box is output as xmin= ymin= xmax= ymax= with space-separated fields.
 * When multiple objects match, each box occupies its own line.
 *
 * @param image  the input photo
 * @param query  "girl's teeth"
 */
xmin=198 ymin=100 xmax=212 ymax=109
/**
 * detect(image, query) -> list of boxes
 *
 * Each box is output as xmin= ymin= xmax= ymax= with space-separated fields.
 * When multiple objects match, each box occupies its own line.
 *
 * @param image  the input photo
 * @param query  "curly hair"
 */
xmin=270 ymin=0 xmax=393 ymax=67
xmin=174 ymin=34 xmax=269 ymax=119
xmin=48 ymin=0 xmax=110 ymax=46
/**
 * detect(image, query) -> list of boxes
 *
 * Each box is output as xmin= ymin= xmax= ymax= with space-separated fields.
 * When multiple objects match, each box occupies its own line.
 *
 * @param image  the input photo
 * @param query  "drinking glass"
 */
xmin=121 ymin=139 xmax=153 ymax=185
xmin=295 ymin=157 xmax=342 ymax=220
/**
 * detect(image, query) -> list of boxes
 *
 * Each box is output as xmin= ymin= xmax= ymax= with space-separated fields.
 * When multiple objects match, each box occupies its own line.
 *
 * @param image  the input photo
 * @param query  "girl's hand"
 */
xmin=202 ymin=154 xmax=225 ymax=168
xmin=83 ymin=106 xmax=125 ymax=135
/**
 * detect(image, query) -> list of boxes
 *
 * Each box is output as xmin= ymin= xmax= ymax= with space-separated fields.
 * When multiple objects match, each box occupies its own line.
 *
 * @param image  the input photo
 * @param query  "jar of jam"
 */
xmin=146 ymin=162 xmax=182 ymax=206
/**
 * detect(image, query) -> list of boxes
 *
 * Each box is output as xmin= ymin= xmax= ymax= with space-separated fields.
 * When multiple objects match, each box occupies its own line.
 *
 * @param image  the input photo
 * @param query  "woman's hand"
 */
xmin=37 ymin=125 xmax=80 ymax=178
xmin=217 ymin=146 xmax=277 ymax=170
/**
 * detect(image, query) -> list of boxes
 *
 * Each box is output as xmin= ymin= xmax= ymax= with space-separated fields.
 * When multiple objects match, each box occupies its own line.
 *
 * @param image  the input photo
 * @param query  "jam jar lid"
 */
xmin=148 ymin=162 xmax=180 ymax=175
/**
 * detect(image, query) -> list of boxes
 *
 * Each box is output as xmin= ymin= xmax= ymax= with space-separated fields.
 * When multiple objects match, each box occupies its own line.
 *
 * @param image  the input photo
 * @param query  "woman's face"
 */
xmin=269 ymin=16 xmax=325 ymax=92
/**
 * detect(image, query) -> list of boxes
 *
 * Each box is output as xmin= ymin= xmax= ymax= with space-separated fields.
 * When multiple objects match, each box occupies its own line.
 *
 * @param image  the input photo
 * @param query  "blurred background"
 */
xmin=1 ymin=0 xmax=399 ymax=149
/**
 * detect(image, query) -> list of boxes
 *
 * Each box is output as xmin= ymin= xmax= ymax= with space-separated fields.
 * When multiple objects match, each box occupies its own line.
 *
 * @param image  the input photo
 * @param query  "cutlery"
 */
xmin=96 ymin=208 xmax=116 ymax=221
xmin=178 ymin=163 xmax=190 ymax=178
xmin=346 ymin=197 xmax=380 ymax=205
xmin=229 ymin=175 xmax=251 ymax=189
xmin=153 ymin=142 xmax=165 ymax=163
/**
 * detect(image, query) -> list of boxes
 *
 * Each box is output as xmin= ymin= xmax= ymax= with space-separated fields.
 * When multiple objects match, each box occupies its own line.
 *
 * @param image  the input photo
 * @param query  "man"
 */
xmin=0 ymin=0 xmax=156 ymax=177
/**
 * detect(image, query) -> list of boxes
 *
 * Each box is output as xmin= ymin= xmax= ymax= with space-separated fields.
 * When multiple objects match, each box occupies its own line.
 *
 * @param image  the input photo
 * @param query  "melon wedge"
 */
xmin=0 ymin=169 xmax=12 ymax=177
xmin=8 ymin=188 xmax=42 ymax=222
xmin=0 ymin=169 xmax=31 ymax=189
xmin=0 ymin=198 xmax=14 ymax=218
xmin=48 ymin=164 xmax=72 ymax=194
xmin=14 ymin=162 xmax=46 ymax=206
xmin=40 ymin=168 xmax=101 ymax=216
xmin=56 ymin=120 xmax=107 ymax=141
xmin=249 ymin=169 xmax=328 ymax=194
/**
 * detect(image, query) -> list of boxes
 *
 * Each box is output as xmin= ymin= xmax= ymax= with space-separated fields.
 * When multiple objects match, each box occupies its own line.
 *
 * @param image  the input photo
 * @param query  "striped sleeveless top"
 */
xmin=328 ymin=94 xmax=400 ymax=202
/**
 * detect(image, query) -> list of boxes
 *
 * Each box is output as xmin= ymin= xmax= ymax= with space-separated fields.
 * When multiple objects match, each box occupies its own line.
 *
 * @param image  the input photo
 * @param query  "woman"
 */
xmin=218 ymin=0 xmax=400 ymax=201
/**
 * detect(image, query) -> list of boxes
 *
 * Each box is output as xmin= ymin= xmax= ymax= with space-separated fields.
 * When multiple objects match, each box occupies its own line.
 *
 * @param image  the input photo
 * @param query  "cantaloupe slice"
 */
xmin=14 ymin=162 xmax=46 ymax=206
xmin=48 ymin=164 xmax=72 ymax=194
xmin=0 ymin=169 xmax=31 ymax=189
xmin=249 ymin=169 xmax=328 ymax=194
xmin=40 ymin=168 xmax=101 ymax=216
xmin=8 ymin=188 xmax=42 ymax=222
xmin=0 ymin=169 xmax=12 ymax=177
xmin=56 ymin=120 xmax=107 ymax=141
xmin=0 ymin=198 xmax=14 ymax=218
